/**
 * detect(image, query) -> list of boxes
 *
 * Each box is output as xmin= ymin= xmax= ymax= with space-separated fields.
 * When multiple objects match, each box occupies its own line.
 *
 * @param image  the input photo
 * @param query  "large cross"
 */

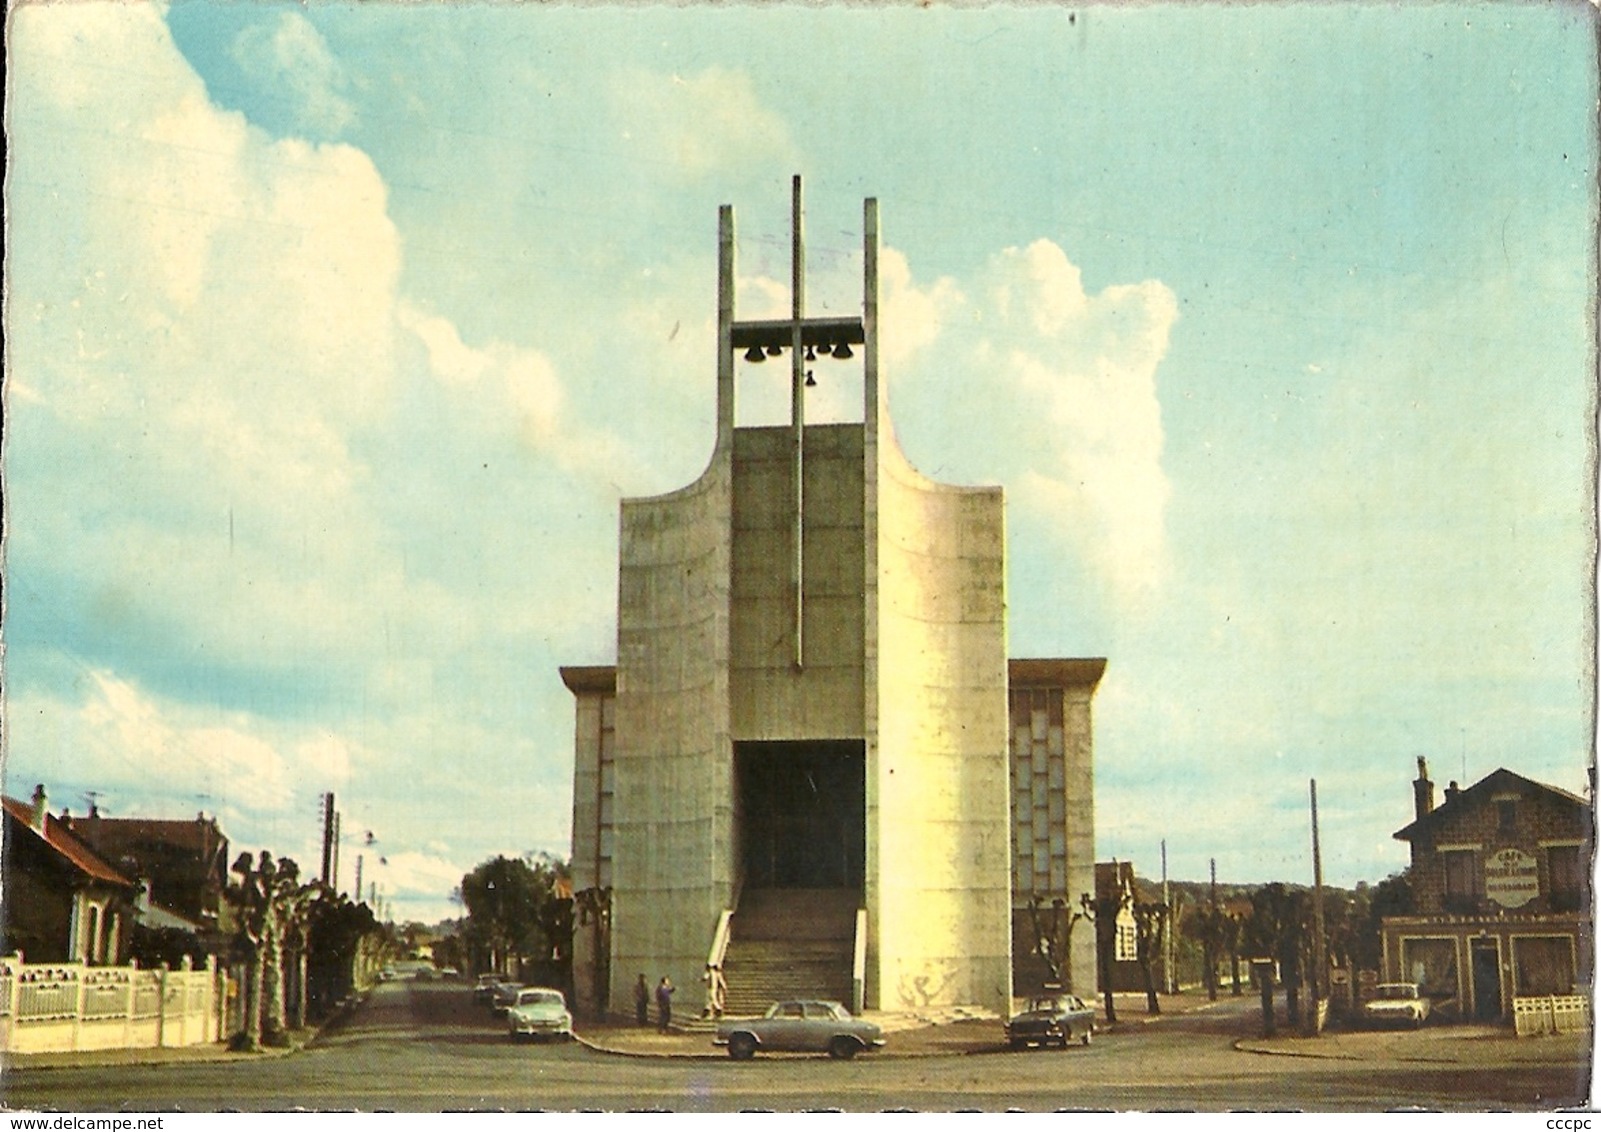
xmin=725 ymin=177 xmax=867 ymax=670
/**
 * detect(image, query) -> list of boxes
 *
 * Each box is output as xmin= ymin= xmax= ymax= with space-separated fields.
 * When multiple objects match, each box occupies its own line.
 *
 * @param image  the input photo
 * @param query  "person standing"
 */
xmin=656 ymin=975 xmax=675 ymax=1032
xmin=634 ymin=974 xmax=650 ymax=1027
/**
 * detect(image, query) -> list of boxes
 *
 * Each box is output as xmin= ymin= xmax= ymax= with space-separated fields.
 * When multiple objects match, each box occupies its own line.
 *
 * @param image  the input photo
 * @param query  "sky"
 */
xmin=5 ymin=1 xmax=1595 ymax=924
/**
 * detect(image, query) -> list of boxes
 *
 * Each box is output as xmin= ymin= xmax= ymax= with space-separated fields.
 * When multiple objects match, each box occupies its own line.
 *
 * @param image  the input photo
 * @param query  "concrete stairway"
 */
xmin=720 ymin=888 xmax=860 ymax=1018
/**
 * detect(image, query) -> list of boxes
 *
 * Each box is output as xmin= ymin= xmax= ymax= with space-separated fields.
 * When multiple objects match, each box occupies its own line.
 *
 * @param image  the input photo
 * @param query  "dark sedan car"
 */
xmin=1005 ymin=993 xmax=1096 ymax=1048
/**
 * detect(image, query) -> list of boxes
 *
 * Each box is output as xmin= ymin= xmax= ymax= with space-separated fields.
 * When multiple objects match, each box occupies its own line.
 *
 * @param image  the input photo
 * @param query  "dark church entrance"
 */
xmin=736 ymin=740 xmax=865 ymax=890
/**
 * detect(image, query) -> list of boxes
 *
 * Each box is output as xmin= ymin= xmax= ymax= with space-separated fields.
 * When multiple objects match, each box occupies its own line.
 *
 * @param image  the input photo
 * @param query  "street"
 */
xmin=3 ymin=980 xmax=1590 ymax=1112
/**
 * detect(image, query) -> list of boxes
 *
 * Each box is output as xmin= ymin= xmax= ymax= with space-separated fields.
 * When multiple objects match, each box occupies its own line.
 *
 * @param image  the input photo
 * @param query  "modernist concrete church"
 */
xmin=562 ymin=180 xmax=1104 ymax=1019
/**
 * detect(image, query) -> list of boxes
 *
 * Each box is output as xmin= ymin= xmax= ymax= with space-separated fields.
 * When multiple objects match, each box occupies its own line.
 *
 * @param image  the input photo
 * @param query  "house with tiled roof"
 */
xmin=64 ymin=808 xmax=229 ymax=946
xmin=1381 ymin=759 xmax=1593 ymax=1022
xmin=2 ymin=785 xmax=138 ymax=964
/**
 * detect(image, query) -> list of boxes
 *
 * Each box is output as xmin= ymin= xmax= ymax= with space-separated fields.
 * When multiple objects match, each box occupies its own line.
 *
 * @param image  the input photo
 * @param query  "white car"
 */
xmin=507 ymin=987 xmax=573 ymax=1041
xmin=1363 ymin=982 xmax=1431 ymax=1028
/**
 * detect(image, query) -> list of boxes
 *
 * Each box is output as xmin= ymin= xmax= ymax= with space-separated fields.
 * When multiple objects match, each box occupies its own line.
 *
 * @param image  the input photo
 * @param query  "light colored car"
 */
xmin=507 ymin=987 xmax=573 ymax=1041
xmin=1363 ymin=982 xmax=1431 ymax=1028
xmin=1005 ymin=994 xmax=1096 ymax=1048
xmin=715 ymin=999 xmax=885 ymax=1060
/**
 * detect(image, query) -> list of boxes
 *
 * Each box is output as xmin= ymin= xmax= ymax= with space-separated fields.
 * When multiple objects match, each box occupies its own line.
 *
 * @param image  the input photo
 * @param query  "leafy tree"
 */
xmin=1243 ymin=883 xmax=1310 ymax=1025
xmin=304 ymin=889 xmax=382 ymax=1017
xmin=1360 ymin=870 xmax=1413 ymax=970
xmin=459 ymin=853 xmax=572 ymax=980
xmin=431 ymin=928 xmax=466 ymax=973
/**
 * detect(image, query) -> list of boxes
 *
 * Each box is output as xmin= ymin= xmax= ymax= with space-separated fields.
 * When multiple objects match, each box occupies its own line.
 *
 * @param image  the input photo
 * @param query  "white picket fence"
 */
xmin=0 ymin=952 xmax=223 ymax=1054
xmin=1512 ymin=994 xmax=1591 ymax=1037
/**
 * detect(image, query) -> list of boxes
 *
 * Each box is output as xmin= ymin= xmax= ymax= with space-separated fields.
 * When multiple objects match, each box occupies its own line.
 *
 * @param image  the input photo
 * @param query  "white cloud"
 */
xmin=14 ymin=672 xmax=301 ymax=815
xmin=5 ymin=5 xmax=590 ymax=902
xmin=880 ymin=247 xmax=963 ymax=370
xmin=398 ymin=301 xmax=563 ymax=445
xmin=615 ymin=68 xmax=797 ymax=178
xmin=230 ymin=11 xmax=356 ymax=137
xmin=885 ymin=239 xmax=1178 ymax=612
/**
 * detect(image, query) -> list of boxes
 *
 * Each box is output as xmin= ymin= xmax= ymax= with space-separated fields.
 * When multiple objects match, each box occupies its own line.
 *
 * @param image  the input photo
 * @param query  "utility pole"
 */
xmin=331 ymin=811 xmax=342 ymax=895
xmin=320 ymin=793 xmax=336 ymax=886
xmin=1310 ymin=778 xmax=1326 ymax=1035
xmin=355 ymin=854 xmax=364 ymax=908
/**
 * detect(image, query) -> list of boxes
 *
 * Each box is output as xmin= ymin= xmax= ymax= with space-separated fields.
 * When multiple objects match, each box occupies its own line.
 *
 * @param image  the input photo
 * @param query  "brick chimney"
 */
xmin=1412 ymin=758 xmax=1434 ymax=821
xmin=30 ymin=784 xmax=49 ymax=833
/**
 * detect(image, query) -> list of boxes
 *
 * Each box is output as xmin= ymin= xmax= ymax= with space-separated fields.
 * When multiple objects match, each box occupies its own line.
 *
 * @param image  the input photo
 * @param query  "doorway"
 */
xmin=1471 ymin=940 xmax=1503 ymax=1021
xmin=735 ymin=740 xmax=865 ymax=890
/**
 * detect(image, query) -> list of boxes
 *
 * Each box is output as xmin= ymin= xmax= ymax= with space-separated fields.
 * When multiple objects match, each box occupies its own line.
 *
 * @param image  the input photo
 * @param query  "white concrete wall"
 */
xmin=610 ymin=463 xmax=735 ymax=1016
xmin=871 ymin=438 xmax=1013 ymax=1015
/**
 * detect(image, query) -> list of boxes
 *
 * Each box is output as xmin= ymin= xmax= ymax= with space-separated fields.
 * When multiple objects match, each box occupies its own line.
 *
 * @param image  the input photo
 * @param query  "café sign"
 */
xmin=1484 ymin=847 xmax=1539 ymax=908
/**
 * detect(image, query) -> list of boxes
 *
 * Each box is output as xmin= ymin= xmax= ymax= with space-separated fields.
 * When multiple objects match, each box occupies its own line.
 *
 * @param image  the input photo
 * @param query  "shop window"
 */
xmin=1401 ymin=937 xmax=1458 ymax=1005
xmin=1514 ymin=936 xmax=1575 ymax=996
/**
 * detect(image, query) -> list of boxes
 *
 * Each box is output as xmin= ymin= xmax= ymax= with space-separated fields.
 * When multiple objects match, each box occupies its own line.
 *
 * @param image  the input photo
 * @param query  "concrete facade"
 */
xmin=564 ymin=183 xmax=1102 ymax=1019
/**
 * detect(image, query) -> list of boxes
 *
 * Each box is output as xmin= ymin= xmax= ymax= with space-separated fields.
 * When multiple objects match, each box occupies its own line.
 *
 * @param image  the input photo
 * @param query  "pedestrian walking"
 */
xmin=656 ymin=975 xmax=675 ymax=1032
xmin=634 ymin=974 xmax=650 ymax=1027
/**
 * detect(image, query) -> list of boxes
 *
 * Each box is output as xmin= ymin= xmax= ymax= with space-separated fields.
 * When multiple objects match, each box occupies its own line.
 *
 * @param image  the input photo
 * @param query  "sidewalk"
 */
xmin=2 ymin=1030 xmax=313 ymax=1072
xmin=1236 ymin=1023 xmax=1591 ymax=1066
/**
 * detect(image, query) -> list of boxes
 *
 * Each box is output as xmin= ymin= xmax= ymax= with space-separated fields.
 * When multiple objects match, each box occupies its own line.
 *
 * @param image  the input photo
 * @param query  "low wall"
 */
xmin=0 ymin=952 xmax=223 ymax=1054
xmin=1512 ymin=994 xmax=1591 ymax=1037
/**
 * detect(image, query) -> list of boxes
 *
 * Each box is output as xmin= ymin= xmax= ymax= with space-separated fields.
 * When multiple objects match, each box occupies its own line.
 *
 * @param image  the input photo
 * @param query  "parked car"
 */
xmin=507 ymin=987 xmax=573 ymax=1041
xmin=1005 ymin=993 xmax=1096 ymax=1048
xmin=473 ymin=973 xmax=504 ymax=1004
xmin=1362 ymin=982 xmax=1431 ymax=1028
xmin=489 ymin=981 xmax=528 ymax=1014
xmin=715 ymin=1000 xmax=884 ymax=1060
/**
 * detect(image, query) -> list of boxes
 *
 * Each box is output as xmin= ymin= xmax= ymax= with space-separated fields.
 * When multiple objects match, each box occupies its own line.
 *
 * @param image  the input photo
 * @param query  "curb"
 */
xmin=570 ymin=1028 xmax=721 ymax=1060
xmin=1232 ymin=1038 xmax=1462 ymax=1065
xmin=1232 ymin=1038 xmax=1364 ymax=1062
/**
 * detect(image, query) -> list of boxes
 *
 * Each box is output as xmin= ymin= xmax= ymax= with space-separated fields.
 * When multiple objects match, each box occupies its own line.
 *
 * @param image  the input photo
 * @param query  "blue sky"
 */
xmin=6 ymin=1 xmax=1594 ymax=922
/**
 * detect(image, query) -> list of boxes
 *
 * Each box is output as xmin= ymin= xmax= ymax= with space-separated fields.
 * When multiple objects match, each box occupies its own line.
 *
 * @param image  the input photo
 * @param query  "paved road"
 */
xmin=3 ymin=981 xmax=1588 ymax=1112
